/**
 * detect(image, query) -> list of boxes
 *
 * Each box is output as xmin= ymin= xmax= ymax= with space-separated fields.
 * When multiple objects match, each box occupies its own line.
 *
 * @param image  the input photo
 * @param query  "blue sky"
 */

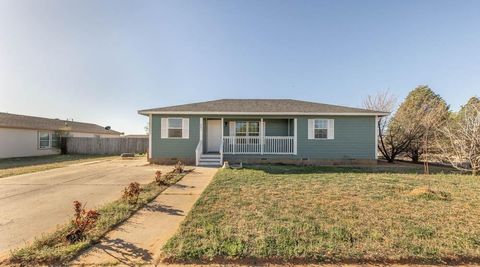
xmin=1 ymin=0 xmax=479 ymax=134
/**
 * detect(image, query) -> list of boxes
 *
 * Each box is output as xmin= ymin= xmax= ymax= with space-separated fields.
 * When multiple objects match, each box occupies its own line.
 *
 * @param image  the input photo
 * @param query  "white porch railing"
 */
xmin=223 ymin=136 xmax=295 ymax=155
xmin=263 ymin=136 xmax=295 ymax=154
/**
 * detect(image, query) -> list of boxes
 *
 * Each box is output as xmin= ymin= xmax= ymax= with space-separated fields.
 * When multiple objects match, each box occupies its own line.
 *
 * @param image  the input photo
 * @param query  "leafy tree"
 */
xmin=395 ymin=86 xmax=449 ymax=163
xmin=457 ymin=96 xmax=480 ymax=120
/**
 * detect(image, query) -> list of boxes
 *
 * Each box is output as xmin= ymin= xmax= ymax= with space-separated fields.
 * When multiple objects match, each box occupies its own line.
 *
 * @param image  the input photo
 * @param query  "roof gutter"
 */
xmin=138 ymin=110 xmax=390 ymax=116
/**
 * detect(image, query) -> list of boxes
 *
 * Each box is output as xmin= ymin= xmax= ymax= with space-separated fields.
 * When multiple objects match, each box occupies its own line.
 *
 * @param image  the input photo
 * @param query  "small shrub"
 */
xmin=173 ymin=161 xmax=185 ymax=173
xmin=155 ymin=170 xmax=169 ymax=186
xmin=122 ymin=182 xmax=142 ymax=204
xmin=155 ymin=170 xmax=162 ymax=179
xmin=65 ymin=201 xmax=99 ymax=243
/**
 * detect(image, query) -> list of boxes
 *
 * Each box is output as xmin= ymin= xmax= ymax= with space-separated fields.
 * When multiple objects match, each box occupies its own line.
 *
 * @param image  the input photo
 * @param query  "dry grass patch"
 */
xmin=408 ymin=186 xmax=452 ymax=201
xmin=162 ymin=165 xmax=480 ymax=264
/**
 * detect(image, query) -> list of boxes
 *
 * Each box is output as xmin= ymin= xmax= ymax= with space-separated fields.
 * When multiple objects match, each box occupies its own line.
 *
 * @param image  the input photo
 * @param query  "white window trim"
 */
xmin=313 ymin=119 xmax=329 ymax=140
xmin=235 ymin=121 xmax=260 ymax=136
xmin=167 ymin=117 xmax=184 ymax=139
xmin=38 ymin=131 xmax=53 ymax=149
xmin=308 ymin=119 xmax=334 ymax=140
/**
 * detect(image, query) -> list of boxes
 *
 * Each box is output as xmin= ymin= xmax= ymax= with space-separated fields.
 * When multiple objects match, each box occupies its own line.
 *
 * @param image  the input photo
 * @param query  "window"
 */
xmin=161 ymin=118 xmax=188 ymax=139
xmin=168 ymin=118 xmax=183 ymax=138
xmin=314 ymin=119 xmax=328 ymax=139
xmin=248 ymin=122 xmax=260 ymax=136
xmin=39 ymin=132 xmax=51 ymax=148
xmin=235 ymin=121 xmax=259 ymax=136
xmin=235 ymin=122 xmax=247 ymax=136
xmin=38 ymin=132 xmax=60 ymax=149
xmin=308 ymin=119 xmax=334 ymax=140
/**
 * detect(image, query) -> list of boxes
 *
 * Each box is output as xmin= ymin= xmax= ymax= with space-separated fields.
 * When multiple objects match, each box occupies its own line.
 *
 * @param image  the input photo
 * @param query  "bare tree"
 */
xmin=363 ymin=90 xmax=397 ymax=113
xmin=362 ymin=90 xmax=398 ymax=162
xmin=436 ymin=106 xmax=480 ymax=176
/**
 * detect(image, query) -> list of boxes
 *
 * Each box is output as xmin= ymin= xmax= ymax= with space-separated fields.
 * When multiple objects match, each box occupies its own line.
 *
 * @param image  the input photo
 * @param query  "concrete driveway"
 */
xmin=0 ymin=157 xmax=171 ymax=257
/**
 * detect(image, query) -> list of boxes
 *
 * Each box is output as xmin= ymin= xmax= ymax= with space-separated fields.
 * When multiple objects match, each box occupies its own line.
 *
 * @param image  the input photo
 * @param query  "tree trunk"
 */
xmin=473 ymin=169 xmax=478 ymax=176
xmin=410 ymin=151 xmax=420 ymax=163
xmin=412 ymin=153 xmax=420 ymax=163
xmin=386 ymin=154 xmax=396 ymax=163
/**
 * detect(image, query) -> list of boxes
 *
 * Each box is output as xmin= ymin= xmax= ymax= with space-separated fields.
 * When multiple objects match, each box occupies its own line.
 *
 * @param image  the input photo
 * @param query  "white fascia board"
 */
xmin=138 ymin=111 xmax=390 ymax=116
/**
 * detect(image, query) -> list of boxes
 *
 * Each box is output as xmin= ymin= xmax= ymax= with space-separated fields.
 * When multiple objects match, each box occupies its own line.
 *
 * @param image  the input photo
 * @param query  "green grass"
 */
xmin=8 ymin=170 xmax=189 ymax=265
xmin=163 ymin=165 xmax=480 ymax=264
xmin=0 ymin=154 xmax=119 ymax=178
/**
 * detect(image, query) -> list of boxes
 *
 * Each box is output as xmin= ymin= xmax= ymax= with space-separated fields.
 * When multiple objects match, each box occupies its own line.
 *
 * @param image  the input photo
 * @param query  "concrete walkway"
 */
xmin=72 ymin=167 xmax=218 ymax=266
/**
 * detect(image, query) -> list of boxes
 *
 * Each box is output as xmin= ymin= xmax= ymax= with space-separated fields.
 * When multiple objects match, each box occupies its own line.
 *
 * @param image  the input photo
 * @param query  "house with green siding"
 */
xmin=138 ymin=99 xmax=388 ymax=166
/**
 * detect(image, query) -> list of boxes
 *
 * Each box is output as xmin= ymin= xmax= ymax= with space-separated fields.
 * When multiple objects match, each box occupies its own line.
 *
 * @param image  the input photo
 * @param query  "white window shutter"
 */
xmin=327 ymin=119 xmax=335 ymax=139
xmin=161 ymin=118 xmax=168 ymax=139
xmin=229 ymin=121 xmax=236 ymax=136
xmin=182 ymin=118 xmax=189 ymax=139
xmin=307 ymin=119 xmax=314 ymax=139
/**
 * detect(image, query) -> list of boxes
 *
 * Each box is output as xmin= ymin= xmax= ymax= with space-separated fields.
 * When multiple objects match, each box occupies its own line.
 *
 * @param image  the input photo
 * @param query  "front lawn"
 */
xmin=163 ymin=165 xmax=480 ymax=264
xmin=0 ymin=154 xmax=118 ymax=178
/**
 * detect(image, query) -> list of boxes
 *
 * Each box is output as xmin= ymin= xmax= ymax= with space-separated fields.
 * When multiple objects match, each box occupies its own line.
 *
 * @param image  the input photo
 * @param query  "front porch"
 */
xmin=195 ymin=117 xmax=298 ymax=166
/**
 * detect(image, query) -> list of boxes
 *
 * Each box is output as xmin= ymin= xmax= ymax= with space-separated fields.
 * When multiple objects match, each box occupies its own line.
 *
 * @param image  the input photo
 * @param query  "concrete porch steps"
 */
xmin=198 ymin=154 xmax=222 ymax=166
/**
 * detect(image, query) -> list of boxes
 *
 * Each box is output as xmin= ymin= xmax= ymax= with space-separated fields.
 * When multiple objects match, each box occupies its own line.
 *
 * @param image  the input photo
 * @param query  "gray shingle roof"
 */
xmin=0 ymin=112 xmax=122 ymax=135
xmin=138 ymin=99 xmax=388 ymax=115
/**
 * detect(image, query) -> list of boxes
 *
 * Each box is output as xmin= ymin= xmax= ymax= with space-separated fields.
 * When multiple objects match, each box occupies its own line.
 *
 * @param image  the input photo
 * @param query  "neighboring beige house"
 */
xmin=0 ymin=112 xmax=122 ymax=158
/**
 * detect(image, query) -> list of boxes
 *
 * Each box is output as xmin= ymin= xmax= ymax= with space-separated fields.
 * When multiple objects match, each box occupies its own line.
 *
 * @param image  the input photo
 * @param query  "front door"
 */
xmin=207 ymin=120 xmax=222 ymax=152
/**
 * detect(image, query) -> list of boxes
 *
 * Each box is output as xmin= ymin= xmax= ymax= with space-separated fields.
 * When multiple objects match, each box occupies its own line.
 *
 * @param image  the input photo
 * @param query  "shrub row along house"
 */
xmin=139 ymin=99 xmax=388 ymax=166
xmin=0 ymin=112 xmax=121 ymax=158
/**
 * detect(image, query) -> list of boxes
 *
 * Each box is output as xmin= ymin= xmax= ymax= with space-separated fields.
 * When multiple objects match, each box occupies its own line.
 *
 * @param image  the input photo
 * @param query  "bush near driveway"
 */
xmin=163 ymin=165 xmax=480 ymax=264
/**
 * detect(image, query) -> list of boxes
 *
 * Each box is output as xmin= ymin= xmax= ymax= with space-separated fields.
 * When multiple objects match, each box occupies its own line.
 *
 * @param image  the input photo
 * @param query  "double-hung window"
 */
xmin=248 ymin=122 xmax=260 ymax=136
xmin=168 ymin=118 xmax=183 ymax=138
xmin=38 ymin=132 xmax=51 ymax=149
xmin=314 ymin=119 xmax=328 ymax=139
xmin=308 ymin=119 xmax=334 ymax=140
xmin=235 ymin=121 xmax=260 ymax=144
xmin=235 ymin=121 xmax=259 ymax=136
xmin=38 ymin=132 xmax=60 ymax=149
xmin=161 ymin=117 xmax=189 ymax=139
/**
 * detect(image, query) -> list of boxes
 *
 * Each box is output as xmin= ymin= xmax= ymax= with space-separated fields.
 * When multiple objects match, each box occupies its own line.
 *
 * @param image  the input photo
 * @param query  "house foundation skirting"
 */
xmin=149 ymin=157 xmax=195 ymax=165
xmin=150 ymin=156 xmax=377 ymax=166
xmin=223 ymin=157 xmax=378 ymax=166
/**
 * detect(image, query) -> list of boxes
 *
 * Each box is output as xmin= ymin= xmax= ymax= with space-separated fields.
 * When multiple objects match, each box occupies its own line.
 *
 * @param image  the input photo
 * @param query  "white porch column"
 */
xmin=196 ymin=117 xmax=203 ymax=166
xmin=260 ymin=118 xmax=264 ymax=155
xmin=221 ymin=117 xmax=224 ymax=153
xmin=199 ymin=117 xmax=203 ymax=141
xmin=293 ymin=118 xmax=297 ymax=155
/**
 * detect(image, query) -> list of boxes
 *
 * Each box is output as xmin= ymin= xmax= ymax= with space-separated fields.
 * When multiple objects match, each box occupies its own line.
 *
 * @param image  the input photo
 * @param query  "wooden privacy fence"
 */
xmin=66 ymin=137 xmax=148 ymax=155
